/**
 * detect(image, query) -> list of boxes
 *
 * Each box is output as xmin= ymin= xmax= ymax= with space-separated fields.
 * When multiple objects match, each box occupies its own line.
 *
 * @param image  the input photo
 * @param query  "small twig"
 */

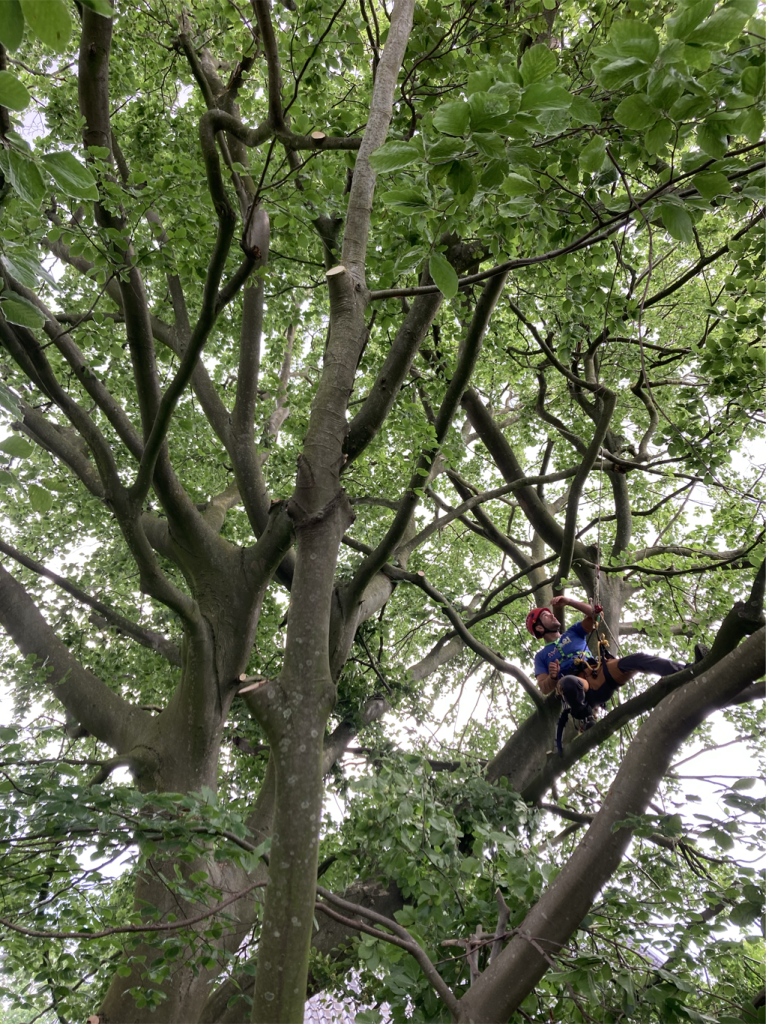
xmin=315 ymin=886 xmax=460 ymax=1016
xmin=490 ymin=889 xmax=511 ymax=964
xmin=0 ymin=880 xmax=267 ymax=940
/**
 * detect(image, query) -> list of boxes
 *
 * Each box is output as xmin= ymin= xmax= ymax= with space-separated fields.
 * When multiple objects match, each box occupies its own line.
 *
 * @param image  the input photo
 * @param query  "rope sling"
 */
xmin=554 ymin=454 xmax=610 ymax=755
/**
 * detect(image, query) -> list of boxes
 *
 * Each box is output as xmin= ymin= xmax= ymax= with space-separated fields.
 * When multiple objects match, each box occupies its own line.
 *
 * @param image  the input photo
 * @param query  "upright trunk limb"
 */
xmin=249 ymin=499 xmax=353 ymax=1023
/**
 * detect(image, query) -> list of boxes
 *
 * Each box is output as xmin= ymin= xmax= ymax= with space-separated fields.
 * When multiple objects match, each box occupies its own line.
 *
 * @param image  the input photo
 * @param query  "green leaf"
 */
xmin=660 ymin=202 xmax=694 ymax=244
xmin=0 ymin=0 xmax=24 ymax=51
xmin=28 ymin=483 xmax=53 ymax=514
xmin=466 ymin=70 xmax=493 ymax=95
xmin=644 ymin=119 xmax=673 ymax=154
xmin=519 ymin=83 xmax=572 ymax=112
xmin=579 ymin=135 xmax=607 ymax=173
xmin=733 ymin=777 xmax=757 ymax=790
xmin=0 ymin=70 xmax=30 ymax=111
xmin=697 ymin=122 xmax=729 ymax=159
xmin=428 ymin=137 xmax=465 ymax=163
xmin=0 ymin=383 xmax=21 ymax=419
xmin=369 ymin=141 xmax=420 ymax=173
xmin=0 ymin=435 xmax=33 ymax=458
xmin=501 ymin=172 xmax=537 ymax=196
xmin=569 ymin=96 xmax=601 ymax=125
xmin=41 ymin=152 xmax=99 ymax=200
xmin=735 ymin=107 xmax=764 ymax=143
xmin=380 ymin=189 xmax=430 ymax=210
xmin=1 ymin=296 xmax=45 ymax=328
xmin=80 ymin=0 xmax=113 ymax=15
xmin=729 ymin=901 xmax=761 ymax=926
xmin=610 ymin=20 xmax=660 ymax=63
xmin=429 ymin=252 xmax=458 ymax=299
xmin=741 ymin=64 xmax=765 ymax=99
xmin=1 ymin=255 xmax=36 ymax=289
xmin=687 ymin=5 xmax=751 ymax=46
xmin=520 ymin=43 xmax=557 ymax=85
xmin=666 ymin=0 xmax=716 ymax=41
xmin=0 ymin=149 xmax=45 ymax=207
xmin=692 ymin=171 xmax=732 ymax=199
xmin=1 ymin=252 xmax=55 ymax=288
xmin=480 ymin=160 xmax=505 ymax=188
xmin=20 ymin=0 xmax=71 ymax=52
xmin=467 ymin=91 xmax=510 ymax=132
xmin=432 ymin=100 xmax=470 ymax=136
xmin=683 ymin=44 xmax=712 ymax=71
xmin=595 ymin=57 xmax=646 ymax=90
xmin=446 ymin=159 xmax=474 ymax=194
xmin=472 ymin=132 xmax=506 ymax=159
xmin=614 ymin=94 xmax=658 ymax=130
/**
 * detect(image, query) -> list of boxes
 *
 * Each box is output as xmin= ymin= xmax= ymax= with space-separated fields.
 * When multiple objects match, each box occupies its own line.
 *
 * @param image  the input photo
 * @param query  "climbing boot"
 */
xmin=574 ymin=714 xmax=596 ymax=735
xmin=693 ymin=643 xmax=710 ymax=663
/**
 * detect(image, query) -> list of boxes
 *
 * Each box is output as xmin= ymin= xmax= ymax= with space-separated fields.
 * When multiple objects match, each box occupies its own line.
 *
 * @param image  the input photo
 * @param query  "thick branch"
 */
xmin=458 ymin=628 xmax=766 ymax=1023
xmin=462 ymin=388 xmax=580 ymax=566
xmin=0 ymin=562 xmax=151 ymax=751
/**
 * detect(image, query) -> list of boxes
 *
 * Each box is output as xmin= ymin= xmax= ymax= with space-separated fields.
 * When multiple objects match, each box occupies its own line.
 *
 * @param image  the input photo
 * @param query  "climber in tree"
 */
xmin=527 ymin=595 xmax=601 ymax=696
xmin=527 ymin=594 xmax=708 ymax=749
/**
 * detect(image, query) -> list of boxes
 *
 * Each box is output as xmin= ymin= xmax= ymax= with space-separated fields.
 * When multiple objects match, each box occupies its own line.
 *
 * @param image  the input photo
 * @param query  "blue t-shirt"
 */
xmin=533 ymin=621 xmax=592 ymax=677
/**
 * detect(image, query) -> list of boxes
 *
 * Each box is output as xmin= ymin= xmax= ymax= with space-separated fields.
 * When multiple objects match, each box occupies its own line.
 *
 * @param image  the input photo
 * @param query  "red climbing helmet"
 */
xmin=525 ymin=607 xmax=549 ymax=636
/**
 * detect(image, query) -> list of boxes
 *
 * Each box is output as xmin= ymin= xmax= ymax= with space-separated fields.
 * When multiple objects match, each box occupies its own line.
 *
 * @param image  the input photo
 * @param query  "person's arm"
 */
xmin=551 ymin=595 xmax=601 ymax=633
xmin=536 ymin=659 xmax=560 ymax=695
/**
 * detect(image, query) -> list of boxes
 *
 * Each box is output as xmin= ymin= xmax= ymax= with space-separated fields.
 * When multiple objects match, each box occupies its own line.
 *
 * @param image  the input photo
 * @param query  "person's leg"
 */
xmin=559 ymin=674 xmax=591 ymax=718
xmin=616 ymin=652 xmax=685 ymax=677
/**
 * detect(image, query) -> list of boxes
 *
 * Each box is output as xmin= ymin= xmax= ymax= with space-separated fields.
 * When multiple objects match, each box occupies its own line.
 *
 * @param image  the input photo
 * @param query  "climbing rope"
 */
xmin=592 ymin=453 xmax=608 ymax=671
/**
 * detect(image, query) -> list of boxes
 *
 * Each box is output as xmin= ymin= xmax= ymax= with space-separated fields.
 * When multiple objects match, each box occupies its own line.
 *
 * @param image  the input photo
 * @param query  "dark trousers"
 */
xmin=560 ymin=652 xmax=686 ymax=715
xmin=616 ymin=652 xmax=685 ymax=677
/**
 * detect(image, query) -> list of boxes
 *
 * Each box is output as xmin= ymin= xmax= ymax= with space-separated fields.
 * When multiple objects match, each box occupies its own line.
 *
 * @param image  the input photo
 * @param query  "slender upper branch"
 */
xmin=557 ymin=389 xmax=616 ymax=584
xmin=251 ymin=0 xmax=285 ymax=129
xmin=461 ymin=388 xmax=570 ymax=560
xmin=16 ymin=400 xmax=105 ymax=499
xmin=0 ymin=317 xmax=124 ymax=495
xmin=340 ymin=0 xmax=417 ymax=283
xmin=5 ymin=277 xmax=144 ymax=460
xmin=232 ymin=208 xmax=270 ymax=439
xmin=382 ymin=565 xmax=544 ymax=709
xmin=398 ymin=468 xmax=578 ymax=563
xmin=344 ymin=271 xmax=509 ymax=607
xmin=344 ymin=237 xmax=483 ymax=467
xmin=0 ymin=539 xmax=181 ymax=666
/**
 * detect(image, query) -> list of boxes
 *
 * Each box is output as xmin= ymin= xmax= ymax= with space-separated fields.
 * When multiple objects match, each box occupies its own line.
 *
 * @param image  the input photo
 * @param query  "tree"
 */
xmin=0 ymin=0 xmax=763 ymax=1021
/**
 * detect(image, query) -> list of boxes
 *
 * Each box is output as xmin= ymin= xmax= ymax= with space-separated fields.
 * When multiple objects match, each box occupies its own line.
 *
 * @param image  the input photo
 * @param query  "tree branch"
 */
xmin=340 ymin=0 xmax=417 ymax=283
xmin=0 ymin=538 xmax=181 ymax=666
xmin=398 ymin=468 xmax=578 ymax=563
xmin=557 ymin=389 xmax=616 ymax=584
xmin=344 ymin=271 xmax=509 ymax=607
xmin=0 ymin=562 xmax=151 ymax=752
xmin=383 ymin=565 xmax=544 ymax=708
xmin=0 ymin=880 xmax=266 ymax=940
xmin=315 ymin=885 xmax=460 ymax=1017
